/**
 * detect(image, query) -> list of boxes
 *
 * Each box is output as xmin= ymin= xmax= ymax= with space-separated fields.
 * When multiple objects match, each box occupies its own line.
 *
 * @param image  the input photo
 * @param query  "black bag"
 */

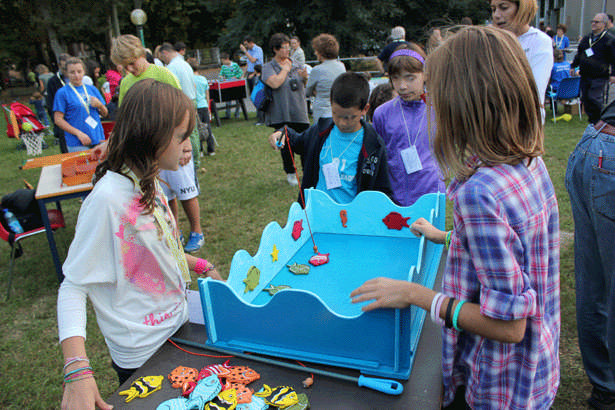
xmin=1 ymin=189 xmax=43 ymax=233
xmin=257 ymin=84 xmax=273 ymax=112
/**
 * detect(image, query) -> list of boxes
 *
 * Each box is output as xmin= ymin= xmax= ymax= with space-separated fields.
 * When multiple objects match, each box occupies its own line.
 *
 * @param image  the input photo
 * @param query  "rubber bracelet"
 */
xmin=65 ymin=370 xmax=94 ymax=381
xmin=64 ymin=355 xmax=88 ymax=365
xmin=445 ymin=230 xmax=452 ymax=249
xmin=64 ymin=366 xmax=92 ymax=379
xmin=194 ymin=258 xmax=212 ymax=275
xmin=453 ymin=300 xmax=466 ymax=331
xmin=64 ymin=374 xmax=94 ymax=384
xmin=434 ymin=294 xmax=446 ymax=326
xmin=445 ymin=298 xmax=455 ymax=329
xmin=430 ymin=292 xmax=442 ymax=324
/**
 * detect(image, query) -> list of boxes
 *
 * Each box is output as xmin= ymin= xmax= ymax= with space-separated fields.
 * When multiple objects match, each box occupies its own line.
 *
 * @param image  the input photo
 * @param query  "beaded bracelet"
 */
xmin=194 ymin=258 xmax=214 ymax=275
xmin=444 ymin=230 xmax=452 ymax=249
xmin=63 ymin=356 xmax=90 ymax=371
xmin=453 ymin=300 xmax=466 ymax=331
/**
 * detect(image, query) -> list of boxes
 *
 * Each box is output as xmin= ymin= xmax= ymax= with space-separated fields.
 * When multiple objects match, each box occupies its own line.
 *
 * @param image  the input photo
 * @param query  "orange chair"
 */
xmin=1 ymin=209 xmax=65 ymax=299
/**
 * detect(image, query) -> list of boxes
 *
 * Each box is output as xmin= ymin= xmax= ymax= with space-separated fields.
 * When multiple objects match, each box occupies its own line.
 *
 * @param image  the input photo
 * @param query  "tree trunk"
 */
xmin=37 ymin=0 xmax=65 ymax=63
xmin=112 ymin=0 xmax=121 ymax=37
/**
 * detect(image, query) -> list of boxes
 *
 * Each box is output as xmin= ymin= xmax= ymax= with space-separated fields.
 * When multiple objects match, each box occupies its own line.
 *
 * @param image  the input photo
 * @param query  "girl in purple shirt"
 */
xmin=372 ymin=43 xmax=445 ymax=206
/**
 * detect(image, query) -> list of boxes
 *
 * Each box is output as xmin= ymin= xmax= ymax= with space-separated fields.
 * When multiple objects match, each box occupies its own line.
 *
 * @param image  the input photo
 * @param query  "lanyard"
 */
xmin=57 ymin=72 xmax=65 ymax=86
xmin=69 ymin=84 xmax=90 ymax=115
xmin=327 ymin=128 xmax=362 ymax=162
xmin=555 ymin=36 xmax=563 ymax=48
xmin=124 ymin=168 xmax=191 ymax=283
xmin=590 ymin=31 xmax=607 ymax=48
xmin=398 ymin=97 xmax=425 ymax=147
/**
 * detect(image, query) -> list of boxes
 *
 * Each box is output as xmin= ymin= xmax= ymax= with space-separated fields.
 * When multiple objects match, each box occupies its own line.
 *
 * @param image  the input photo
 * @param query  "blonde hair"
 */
xmin=111 ymin=35 xmax=146 ymax=66
xmin=426 ymin=26 xmax=543 ymax=181
xmin=507 ymin=0 xmax=538 ymax=30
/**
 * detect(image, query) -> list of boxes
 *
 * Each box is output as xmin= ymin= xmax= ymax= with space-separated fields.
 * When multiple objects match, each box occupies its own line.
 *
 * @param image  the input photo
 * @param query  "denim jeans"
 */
xmin=565 ymin=123 xmax=615 ymax=393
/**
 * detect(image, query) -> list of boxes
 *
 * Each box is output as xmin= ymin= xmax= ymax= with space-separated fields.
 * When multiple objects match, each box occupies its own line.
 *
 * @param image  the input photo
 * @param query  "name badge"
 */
xmin=586 ymin=48 xmax=595 ymax=57
xmin=85 ymin=115 xmax=98 ymax=129
xmin=401 ymin=145 xmax=423 ymax=174
xmin=322 ymin=162 xmax=342 ymax=189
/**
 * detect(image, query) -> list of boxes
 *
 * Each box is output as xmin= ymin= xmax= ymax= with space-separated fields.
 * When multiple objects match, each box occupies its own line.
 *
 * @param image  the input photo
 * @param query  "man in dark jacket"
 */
xmin=572 ymin=13 xmax=615 ymax=124
xmin=46 ymin=53 xmax=70 ymax=153
xmin=268 ymin=72 xmax=392 ymax=206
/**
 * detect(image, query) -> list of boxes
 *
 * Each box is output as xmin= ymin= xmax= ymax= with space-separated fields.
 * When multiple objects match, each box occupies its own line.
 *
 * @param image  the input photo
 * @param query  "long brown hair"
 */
xmin=94 ymin=79 xmax=195 ymax=212
xmin=426 ymin=26 xmax=543 ymax=181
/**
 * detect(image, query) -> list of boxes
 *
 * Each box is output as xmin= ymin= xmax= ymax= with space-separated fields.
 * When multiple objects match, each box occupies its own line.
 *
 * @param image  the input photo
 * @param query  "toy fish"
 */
xmin=291 ymin=219 xmax=303 ymax=240
xmin=168 ymin=366 xmax=199 ymax=388
xmin=119 ymin=375 xmax=164 ymax=403
xmin=340 ymin=209 xmax=348 ymax=227
xmin=236 ymin=395 xmax=268 ymax=410
xmin=287 ymin=262 xmax=310 ymax=275
xmin=254 ymin=385 xmax=299 ymax=409
xmin=156 ymin=397 xmax=189 ymax=410
xmin=243 ymin=266 xmax=260 ymax=293
xmin=225 ymin=382 xmax=253 ymax=404
xmin=285 ymin=393 xmax=309 ymax=410
xmin=225 ymin=366 xmax=261 ymax=384
xmin=382 ymin=211 xmax=411 ymax=230
xmin=185 ymin=374 xmax=223 ymax=410
xmin=262 ymin=284 xmax=291 ymax=296
xmin=309 ymin=253 xmax=330 ymax=266
xmin=206 ymin=388 xmax=238 ymax=410
xmin=199 ymin=360 xmax=232 ymax=379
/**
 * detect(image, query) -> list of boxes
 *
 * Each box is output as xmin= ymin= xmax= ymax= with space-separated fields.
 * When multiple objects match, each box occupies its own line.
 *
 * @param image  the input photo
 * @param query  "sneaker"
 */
xmin=286 ymin=173 xmax=298 ymax=186
xmin=184 ymin=232 xmax=204 ymax=253
xmin=208 ymin=152 xmax=216 ymax=156
xmin=588 ymin=387 xmax=615 ymax=410
xmin=255 ymin=122 xmax=265 ymax=126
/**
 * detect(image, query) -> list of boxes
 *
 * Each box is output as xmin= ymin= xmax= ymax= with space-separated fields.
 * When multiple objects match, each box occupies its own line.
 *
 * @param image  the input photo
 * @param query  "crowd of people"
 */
xmin=27 ymin=0 xmax=615 ymax=408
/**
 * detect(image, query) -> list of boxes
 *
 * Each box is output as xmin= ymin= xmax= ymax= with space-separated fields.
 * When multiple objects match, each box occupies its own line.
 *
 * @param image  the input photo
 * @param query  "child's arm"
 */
xmin=267 ymin=125 xmax=306 ymax=154
xmin=185 ymin=253 xmax=223 ymax=281
xmin=410 ymin=217 xmax=447 ymax=244
xmin=61 ymin=336 xmax=113 ymax=410
xmin=90 ymin=96 xmax=108 ymax=118
xmin=54 ymin=112 xmax=92 ymax=146
xmin=350 ymin=278 xmax=527 ymax=343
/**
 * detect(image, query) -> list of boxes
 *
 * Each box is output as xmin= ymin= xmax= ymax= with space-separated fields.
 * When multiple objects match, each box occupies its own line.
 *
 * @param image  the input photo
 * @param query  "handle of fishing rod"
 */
xmin=357 ymin=375 xmax=404 ymax=395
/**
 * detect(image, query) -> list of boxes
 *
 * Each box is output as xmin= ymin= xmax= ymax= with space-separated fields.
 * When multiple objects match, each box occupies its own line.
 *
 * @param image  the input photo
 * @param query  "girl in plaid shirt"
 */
xmin=351 ymin=26 xmax=560 ymax=409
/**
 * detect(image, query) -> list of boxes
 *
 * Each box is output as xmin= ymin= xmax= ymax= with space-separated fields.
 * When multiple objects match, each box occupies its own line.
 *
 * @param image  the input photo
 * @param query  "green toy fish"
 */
xmin=254 ymin=384 xmax=299 ymax=409
xmin=262 ymin=284 xmax=291 ymax=296
xmin=118 ymin=375 xmax=164 ymax=403
xmin=243 ymin=266 xmax=260 ymax=293
xmin=285 ymin=393 xmax=310 ymax=410
xmin=286 ymin=263 xmax=310 ymax=275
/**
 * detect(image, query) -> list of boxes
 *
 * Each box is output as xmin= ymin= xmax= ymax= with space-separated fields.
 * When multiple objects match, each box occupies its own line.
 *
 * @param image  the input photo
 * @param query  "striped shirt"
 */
xmin=219 ymin=62 xmax=243 ymax=80
xmin=442 ymin=157 xmax=560 ymax=409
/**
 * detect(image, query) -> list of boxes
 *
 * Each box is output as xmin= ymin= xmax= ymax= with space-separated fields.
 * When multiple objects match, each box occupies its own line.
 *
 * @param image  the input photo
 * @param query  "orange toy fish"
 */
xmin=224 ymin=366 xmax=260 ymax=384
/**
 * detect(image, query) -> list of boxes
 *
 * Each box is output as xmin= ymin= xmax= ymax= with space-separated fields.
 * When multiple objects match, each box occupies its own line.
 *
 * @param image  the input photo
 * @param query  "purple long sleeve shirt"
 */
xmin=373 ymin=96 xmax=445 ymax=206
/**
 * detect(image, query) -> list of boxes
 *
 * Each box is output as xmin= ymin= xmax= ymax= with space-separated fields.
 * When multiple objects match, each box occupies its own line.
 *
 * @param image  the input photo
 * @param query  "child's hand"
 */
xmin=89 ymin=96 xmax=104 ymax=110
xmin=61 ymin=376 xmax=113 ymax=410
xmin=76 ymin=131 xmax=92 ymax=147
xmin=350 ymin=277 xmax=413 ymax=312
xmin=410 ymin=217 xmax=444 ymax=243
xmin=179 ymin=139 xmax=192 ymax=166
xmin=268 ymin=131 xmax=284 ymax=150
xmin=90 ymin=140 xmax=108 ymax=161
xmin=206 ymin=267 xmax=223 ymax=281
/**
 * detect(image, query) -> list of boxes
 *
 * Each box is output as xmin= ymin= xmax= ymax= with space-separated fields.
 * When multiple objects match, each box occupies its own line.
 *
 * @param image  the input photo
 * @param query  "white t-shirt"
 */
xmin=518 ymin=27 xmax=554 ymax=121
xmin=57 ymin=171 xmax=188 ymax=369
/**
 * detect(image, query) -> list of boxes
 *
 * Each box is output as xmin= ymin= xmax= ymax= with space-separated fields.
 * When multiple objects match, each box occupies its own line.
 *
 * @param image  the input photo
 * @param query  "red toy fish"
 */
xmin=199 ymin=360 xmax=232 ymax=379
xmin=309 ymin=253 xmax=330 ymax=266
xmin=340 ymin=210 xmax=348 ymax=228
xmin=382 ymin=212 xmax=411 ymax=230
xmin=292 ymin=219 xmax=303 ymax=240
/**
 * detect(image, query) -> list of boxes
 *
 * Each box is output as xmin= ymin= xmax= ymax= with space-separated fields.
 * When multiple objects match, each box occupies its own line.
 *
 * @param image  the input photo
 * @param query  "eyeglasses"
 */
xmin=591 ymin=20 xmax=605 ymax=24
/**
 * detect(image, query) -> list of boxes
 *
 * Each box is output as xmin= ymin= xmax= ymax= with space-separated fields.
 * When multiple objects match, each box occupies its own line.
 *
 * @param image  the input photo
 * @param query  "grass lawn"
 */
xmin=0 ymin=98 xmax=592 ymax=408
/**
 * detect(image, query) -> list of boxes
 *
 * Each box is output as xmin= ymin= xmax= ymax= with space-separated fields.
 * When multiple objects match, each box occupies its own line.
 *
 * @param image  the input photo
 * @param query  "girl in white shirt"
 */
xmin=57 ymin=79 xmax=222 ymax=410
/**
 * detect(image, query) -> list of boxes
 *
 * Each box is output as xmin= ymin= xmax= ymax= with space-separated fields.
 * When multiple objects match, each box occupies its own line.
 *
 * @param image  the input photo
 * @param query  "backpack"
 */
xmin=0 ymin=189 xmax=43 ymax=233
xmin=251 ymin=79 xmax=272 ymax=112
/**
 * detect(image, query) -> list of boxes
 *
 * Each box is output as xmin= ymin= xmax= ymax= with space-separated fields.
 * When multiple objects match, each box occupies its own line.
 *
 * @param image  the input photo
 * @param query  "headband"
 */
xmin=390 ymin=49 xmax=425 ymax=64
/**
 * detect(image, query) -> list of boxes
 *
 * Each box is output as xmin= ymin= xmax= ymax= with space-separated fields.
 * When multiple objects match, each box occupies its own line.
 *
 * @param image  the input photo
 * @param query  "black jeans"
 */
xmin=112 ymin=361 xmax=137 ymax=386
xmin=197 ymin=107 xmax=216 ymax=154
xmin=271 ymin=122 xmax=309 ymax=174
xmin=581 ymin=76 xmax=608 ymax=124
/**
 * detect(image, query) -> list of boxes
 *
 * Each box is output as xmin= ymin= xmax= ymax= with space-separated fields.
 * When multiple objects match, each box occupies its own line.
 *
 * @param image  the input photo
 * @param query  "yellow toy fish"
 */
xmin=118 ymin=375 xmax=164 ymax=403
xmin=206 ymin=388 xmax=238 ymax=410
xmin=243 ymin=266 xmax=260 ymax=293
xmin=254 ymin=384 xmax=298 ymax=409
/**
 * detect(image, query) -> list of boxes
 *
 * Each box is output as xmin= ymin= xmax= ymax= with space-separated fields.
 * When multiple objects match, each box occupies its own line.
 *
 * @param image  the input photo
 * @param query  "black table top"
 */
xmin=108 ymin=255 xmax=445 ymax=409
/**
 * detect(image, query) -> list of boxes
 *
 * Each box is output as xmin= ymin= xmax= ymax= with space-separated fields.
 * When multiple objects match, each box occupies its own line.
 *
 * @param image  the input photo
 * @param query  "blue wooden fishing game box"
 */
xmin=198 ymin=189 xmax=445 ymax=380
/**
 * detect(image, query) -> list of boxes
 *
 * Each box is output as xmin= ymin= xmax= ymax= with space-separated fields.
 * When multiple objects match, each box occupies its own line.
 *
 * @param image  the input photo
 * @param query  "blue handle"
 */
xmin=357 ymin=375 xmax=404 ymax=395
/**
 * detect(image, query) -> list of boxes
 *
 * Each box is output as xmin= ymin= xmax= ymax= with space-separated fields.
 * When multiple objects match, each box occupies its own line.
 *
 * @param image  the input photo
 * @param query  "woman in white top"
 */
xmin=491 ymin=0 xmax=553 ymax=121
xmin=304 ymin=34 xmax=346 ymax=123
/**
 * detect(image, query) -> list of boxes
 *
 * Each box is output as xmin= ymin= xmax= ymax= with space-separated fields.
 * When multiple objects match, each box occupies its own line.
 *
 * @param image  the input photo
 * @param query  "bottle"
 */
xmin=3 ymin=209 xmax=23 ymax=234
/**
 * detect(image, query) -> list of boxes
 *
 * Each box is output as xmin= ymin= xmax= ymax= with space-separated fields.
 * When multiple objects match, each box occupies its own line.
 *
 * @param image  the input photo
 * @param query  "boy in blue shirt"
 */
xmin=550 ymin=48 xmax=571 ymax=93
xmin=268 ymin=72 xmax=391 ymax=204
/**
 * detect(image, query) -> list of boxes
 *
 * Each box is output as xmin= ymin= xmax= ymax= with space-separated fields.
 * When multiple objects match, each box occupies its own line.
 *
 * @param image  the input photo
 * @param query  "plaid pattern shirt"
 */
xmin=219 ymin=62 xmax=243 ymax=80
xmin=442 ymin=157 xmax=560 ymax=409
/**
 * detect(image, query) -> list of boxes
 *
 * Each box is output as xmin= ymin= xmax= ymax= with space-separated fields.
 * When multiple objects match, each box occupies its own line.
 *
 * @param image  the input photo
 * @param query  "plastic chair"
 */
xmin=548 ymin=77 xmax=582 ymax=122
xmin=1 ymin=209 xmax=65 ymax=299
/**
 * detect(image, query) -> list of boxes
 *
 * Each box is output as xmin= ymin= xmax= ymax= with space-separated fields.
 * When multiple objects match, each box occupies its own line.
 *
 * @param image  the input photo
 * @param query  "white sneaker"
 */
xmin=286 ymin=173 xmax=298 ymax=186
